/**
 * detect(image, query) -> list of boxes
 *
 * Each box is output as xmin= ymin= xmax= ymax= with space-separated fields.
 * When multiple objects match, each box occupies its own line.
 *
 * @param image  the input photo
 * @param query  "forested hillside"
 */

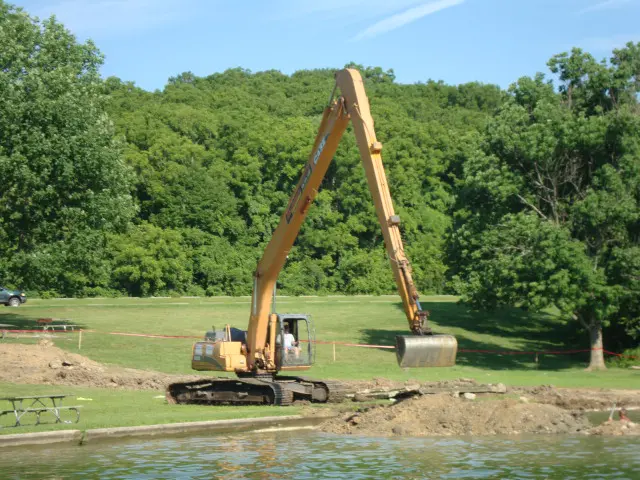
xmin=101 ymin=66 xmax=500 ymax=298
xmin=0 ymin=2 xmax=638 ymax=367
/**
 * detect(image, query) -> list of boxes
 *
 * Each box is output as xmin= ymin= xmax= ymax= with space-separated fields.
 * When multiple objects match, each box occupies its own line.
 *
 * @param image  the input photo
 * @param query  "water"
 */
xmin=0 ymin=430 xmax=638 ymax=479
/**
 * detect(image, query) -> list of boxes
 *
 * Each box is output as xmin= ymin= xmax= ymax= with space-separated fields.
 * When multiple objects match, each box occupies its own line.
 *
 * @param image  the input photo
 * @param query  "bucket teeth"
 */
xmin=395 ymin=335 xmax=458 ymax=368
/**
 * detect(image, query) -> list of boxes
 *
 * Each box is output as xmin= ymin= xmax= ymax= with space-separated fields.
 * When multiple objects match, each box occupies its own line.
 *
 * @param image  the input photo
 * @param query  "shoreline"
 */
xmin=2 ymin=401 xmax=639 ymax=449
xmin=0 ymin=414 xmax=333 ymax=448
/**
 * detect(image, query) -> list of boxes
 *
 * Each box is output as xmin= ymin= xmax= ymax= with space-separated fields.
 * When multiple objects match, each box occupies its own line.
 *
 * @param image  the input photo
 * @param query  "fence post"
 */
xmin=333 ymin=341 xmax=336 ymax=362
xmin=78 ymin=329 xmax=82 ymax=350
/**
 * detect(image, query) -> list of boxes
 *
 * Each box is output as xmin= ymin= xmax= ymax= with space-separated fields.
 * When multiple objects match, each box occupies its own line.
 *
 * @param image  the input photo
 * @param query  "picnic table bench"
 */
xmin=0 ymin=394 xmax=81 ymax=427
xmin=36 ymin=318 xmax=79 ymax=332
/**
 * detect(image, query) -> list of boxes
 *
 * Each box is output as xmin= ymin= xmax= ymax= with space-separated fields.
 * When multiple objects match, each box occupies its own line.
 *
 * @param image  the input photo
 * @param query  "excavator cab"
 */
xmin=273 ymin=314 xmax=315 ymax=370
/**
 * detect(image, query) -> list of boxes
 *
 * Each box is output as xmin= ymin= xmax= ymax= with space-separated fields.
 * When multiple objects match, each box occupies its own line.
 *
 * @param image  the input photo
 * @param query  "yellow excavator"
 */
xmin=166 ymin=69 xmax=457 ymax=406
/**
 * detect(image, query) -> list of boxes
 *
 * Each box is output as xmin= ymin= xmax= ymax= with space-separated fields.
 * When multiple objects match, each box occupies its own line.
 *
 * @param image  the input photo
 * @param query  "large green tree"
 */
xmin=0 ymin=2 xmax=135 ymax=294
xmin=448 ymin=44 xmax=640 ymax=370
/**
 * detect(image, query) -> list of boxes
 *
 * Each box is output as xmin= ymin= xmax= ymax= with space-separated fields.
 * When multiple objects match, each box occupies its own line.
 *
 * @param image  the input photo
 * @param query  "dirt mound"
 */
xmin=318 ymin=382 xmax=640 ymax=437
xmin=0 ymin=344 xmax=198 ymax=390
xmin=588 ymin=421 xmax=640 ymax=436
xmin=319 ymin=394 xmax=591 ymax=436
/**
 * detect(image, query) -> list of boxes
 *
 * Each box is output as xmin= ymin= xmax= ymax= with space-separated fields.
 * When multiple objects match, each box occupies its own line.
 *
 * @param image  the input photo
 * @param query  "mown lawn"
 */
xmin=0 ymin=295 xmax=638 ymax=434
xmin=0 ymin=382 xmax=299 ymax=434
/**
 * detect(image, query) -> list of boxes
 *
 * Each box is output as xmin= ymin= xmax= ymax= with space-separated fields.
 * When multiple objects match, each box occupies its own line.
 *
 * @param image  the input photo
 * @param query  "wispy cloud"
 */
xmin=294 ymin=0 xmax=425 ymax=15
xmin=272 ymin=0 xmax=428 ymax=22
xmin=32 ymin=0 xmax=195 ymax=37
xmin=580 ymin=34 xmax=640 ymax=52
xmin=579 ymin=0 xmax=634 ymax=14
xmin=351 ymin=0 xmax=465 ymax=42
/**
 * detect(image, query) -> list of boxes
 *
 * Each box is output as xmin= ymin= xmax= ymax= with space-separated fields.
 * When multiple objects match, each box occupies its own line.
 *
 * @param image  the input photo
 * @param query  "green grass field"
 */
xmin=0 ymin=382 xmax=300 ymax=434
xmin=1 ymin=295 xmax=638 ymax=434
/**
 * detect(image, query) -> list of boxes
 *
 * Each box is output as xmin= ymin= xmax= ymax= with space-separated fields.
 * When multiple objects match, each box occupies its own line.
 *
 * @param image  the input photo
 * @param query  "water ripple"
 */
xmin=0 ymin=431 xmax=638 ymax=479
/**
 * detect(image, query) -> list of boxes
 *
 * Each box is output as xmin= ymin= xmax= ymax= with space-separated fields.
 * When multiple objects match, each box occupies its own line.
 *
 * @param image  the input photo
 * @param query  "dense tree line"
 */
xmin=100 ymin=64 xmax=499 ymax=299
xmin=0 ymin=2 xmax=637 ymax=367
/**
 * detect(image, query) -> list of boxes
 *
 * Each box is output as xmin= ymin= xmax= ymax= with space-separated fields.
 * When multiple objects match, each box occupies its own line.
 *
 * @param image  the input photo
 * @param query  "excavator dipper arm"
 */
xmin=334 ymin=69 xmax=428 ymax=336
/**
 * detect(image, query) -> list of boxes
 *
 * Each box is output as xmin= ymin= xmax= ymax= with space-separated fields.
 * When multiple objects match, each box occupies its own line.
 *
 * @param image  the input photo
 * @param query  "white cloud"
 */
xmin=581 ymin=34 xmax=640 ymax=52
xmin=352 ymin=0 xmax=465 ymax=42
xmin=579 ymin=0 xmax=634 ymax=14
xmin=32 ymin=0 xmax=194 ymax=37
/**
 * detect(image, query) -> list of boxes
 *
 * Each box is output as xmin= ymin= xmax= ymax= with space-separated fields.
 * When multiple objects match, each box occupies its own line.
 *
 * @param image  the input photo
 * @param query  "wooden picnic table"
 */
xmin=36 ymin=318 xmax=79 ymax=332
xmin=41 ymin=324 xmax=79 ymax=332
xmin=0 ymin=394 xmax=81 ymax=427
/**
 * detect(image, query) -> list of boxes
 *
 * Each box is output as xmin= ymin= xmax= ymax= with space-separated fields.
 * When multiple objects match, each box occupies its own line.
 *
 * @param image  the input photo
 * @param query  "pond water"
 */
xmin=0 ymin=430 xmax=638 ymax=479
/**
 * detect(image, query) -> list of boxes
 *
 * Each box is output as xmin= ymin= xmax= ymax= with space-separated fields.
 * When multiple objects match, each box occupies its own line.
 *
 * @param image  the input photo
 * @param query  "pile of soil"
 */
xmin=318 ymin=394 xmax=591 ymax=436
xmin=0 ymin=342 xmax=198 ymax=390
xmin=588 ymin=420 xmax=639 ymax=436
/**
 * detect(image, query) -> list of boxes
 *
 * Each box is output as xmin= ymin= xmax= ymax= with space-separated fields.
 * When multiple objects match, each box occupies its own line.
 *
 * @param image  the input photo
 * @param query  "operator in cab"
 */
xmin=283 ymin=324 xmax=300 ymax=358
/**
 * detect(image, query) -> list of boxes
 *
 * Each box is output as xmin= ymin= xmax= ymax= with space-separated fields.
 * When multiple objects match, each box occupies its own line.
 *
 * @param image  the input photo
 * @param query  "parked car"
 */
xmin=0 ymin=286 xmax=27 ymax=306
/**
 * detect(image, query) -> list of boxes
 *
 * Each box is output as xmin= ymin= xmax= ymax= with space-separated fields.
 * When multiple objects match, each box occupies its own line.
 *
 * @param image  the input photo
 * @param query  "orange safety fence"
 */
xmin=107 ymin=332 xmax=202 ymax=339
xmin=457 ymin=347 xmax=638 ymax=359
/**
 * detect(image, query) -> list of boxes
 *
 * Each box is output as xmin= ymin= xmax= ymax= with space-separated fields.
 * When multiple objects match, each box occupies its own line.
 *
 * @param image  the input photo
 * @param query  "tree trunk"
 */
xmin=586 ymin=322 xmax=607 ymax=371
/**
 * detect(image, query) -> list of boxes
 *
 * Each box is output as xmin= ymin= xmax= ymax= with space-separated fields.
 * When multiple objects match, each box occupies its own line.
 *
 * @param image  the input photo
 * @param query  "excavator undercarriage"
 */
xmin=166 ymin=376 xmax=348 ymax=406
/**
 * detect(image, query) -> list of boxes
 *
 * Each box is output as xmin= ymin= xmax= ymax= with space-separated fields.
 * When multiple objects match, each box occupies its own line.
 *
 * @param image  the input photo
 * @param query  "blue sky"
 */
xmin=11 ymin=0 xmax=640 ymax=91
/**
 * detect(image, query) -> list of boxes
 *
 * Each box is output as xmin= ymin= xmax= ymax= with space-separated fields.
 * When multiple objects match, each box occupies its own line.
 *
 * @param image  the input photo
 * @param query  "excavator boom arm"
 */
xmin=246 ymin=97 xmax=350 ymax=367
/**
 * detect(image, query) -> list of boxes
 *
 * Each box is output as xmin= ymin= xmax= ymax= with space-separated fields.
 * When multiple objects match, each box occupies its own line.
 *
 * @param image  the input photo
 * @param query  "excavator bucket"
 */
xmin=395 ymin=335 xmax=458 ymax=368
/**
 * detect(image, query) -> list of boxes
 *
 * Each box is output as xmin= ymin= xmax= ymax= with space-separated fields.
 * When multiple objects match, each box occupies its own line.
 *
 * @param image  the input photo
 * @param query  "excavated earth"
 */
xmin=0 ymin=341 xmax=200 ymax=390
xmin=317 ymin=394 xmax=593 ymax=436
xmin=1 ymin=343 xmax=638 ymax=436
xmin=306 ymin=378 xmax=640 ymax=437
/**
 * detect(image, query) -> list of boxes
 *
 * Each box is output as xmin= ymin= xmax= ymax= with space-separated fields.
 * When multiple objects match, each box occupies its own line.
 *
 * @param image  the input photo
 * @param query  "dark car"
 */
xmin=0 ymin=286 xmax=27 ymax=307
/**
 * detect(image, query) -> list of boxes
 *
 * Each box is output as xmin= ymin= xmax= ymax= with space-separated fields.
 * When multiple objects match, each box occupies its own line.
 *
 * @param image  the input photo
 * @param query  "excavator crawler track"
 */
xmin=166 ymin=376 xmax=346 ymax=406
xmin=318 ymin=380 xmax=350 ymax=403
xmin=273 ymin=382 xmax=295 ymax=406
xmin=300 ymin=377 xmax=350 ymax=403
xmin=274 ymin=376 xmax=350 ymax=404
xmin=166 ymin=378 xmax=292 ymax=406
